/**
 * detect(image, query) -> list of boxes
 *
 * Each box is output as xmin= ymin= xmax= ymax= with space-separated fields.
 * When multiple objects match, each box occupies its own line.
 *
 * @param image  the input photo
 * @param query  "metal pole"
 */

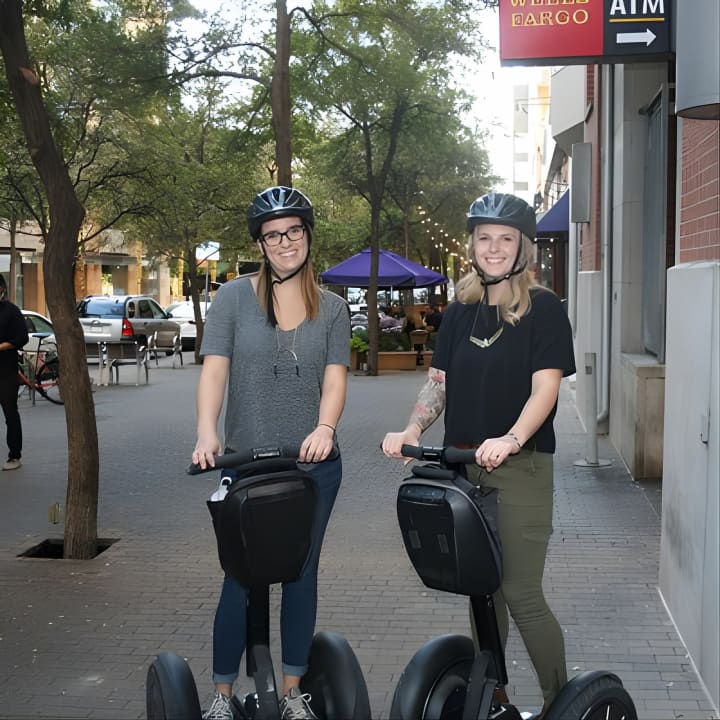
xmin=574 ymin=352 xmax=612 ymax=468
xmin=204 ymin=269 xmax=209 ymax=315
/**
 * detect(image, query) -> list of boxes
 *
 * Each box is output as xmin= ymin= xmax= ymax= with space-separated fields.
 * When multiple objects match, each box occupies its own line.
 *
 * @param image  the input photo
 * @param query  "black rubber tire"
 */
xmin=300 ymin=631 xmax=371 ymax=719
xmin=389 ymin=634 xmax=475 ymax=720
xmin=146 ymin=652 xmax=202 ymax=720
xmin=544 ymin=670 xmax=638 ymax=720
xmin=35 ymin=358 xmax=63 ymax=404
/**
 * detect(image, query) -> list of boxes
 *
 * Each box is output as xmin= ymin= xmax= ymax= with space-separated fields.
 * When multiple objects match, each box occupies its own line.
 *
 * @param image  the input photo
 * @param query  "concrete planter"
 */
xmin=377 ymin=350 xmax=433 ymax=371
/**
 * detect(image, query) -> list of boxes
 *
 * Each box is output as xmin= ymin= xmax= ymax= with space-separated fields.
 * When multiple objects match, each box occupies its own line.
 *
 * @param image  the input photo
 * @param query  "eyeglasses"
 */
xmin=260 ymin=224 xmax=306 ymax=247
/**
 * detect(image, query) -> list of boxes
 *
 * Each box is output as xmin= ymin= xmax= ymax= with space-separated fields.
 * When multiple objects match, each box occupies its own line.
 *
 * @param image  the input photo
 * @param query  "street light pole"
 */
xmin=195 ymin=241 xmax=220 ymax=315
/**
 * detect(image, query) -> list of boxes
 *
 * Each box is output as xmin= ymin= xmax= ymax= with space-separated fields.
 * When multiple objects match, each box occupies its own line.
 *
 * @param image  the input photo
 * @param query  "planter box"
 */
xmin=350 ymin=348 xmax=367 ymax=371
xmin=377 ymin=351 xmax=428 ymax=371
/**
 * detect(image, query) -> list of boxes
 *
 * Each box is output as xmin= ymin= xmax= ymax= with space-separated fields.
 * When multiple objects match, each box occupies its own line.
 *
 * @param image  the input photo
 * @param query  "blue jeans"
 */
xmin=212 ymin=455 xmax=342 ymax=683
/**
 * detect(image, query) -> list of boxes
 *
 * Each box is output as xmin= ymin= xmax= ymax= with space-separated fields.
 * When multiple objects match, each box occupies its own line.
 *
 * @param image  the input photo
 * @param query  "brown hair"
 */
xmin=255 ymin=226 xmax=321 ymax=324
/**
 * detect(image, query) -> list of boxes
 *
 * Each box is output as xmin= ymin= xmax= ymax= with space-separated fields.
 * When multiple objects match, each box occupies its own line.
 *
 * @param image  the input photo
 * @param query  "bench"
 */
xmin=85 ymin=341 xmax=148 ymax=386
xmin=147 ymin=330 xmax=183 ymax=369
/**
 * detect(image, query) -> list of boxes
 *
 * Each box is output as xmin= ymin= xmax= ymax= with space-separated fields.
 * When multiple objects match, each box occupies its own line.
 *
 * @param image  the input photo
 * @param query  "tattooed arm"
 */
xmin=381 ymin=366 xmax=446 ymax=460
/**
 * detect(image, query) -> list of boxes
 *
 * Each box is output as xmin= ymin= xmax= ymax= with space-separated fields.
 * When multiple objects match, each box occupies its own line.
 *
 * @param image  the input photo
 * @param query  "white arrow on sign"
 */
xmin=616 ymin=28 xmax=657 ymax=46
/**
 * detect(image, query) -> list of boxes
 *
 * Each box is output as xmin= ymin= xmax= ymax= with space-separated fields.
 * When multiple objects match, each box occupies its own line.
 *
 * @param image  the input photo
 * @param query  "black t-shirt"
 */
xmin=425 ymin=310 xmax=443 ymax=331
xmin=0 ymin=300 xmax=29 ymax=375
xmin=432 ymin=288 xmax=575 ymax=453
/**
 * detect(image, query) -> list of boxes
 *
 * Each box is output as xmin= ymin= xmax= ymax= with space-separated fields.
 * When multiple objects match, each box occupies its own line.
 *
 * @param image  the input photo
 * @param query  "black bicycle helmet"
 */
xmin=247 ymin=186 xmax=314 ymax=240
xmin=466 ymin=192 xmax=536 ymax=240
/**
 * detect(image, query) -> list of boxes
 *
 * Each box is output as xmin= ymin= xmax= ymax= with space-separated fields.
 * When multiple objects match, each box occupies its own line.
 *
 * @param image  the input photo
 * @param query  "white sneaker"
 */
xmin=280 ymin=687 xmax=318 ymax=720
xmin=202 ymin=690 xmax=233 ymax=720
xmin=2 ymin=458 xmax=22 ymax=471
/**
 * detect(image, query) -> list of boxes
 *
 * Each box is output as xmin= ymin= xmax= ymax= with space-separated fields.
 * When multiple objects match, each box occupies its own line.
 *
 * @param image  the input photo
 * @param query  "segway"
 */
xmin=390 ymin=445 xmax=638 ymax=720
xmin=146 ymin=446 xmax=371 ymax=720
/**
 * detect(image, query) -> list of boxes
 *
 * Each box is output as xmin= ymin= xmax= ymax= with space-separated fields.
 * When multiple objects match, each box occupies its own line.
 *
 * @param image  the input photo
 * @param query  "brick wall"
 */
xmin=679 ymin=119 xmax=720 ymax=262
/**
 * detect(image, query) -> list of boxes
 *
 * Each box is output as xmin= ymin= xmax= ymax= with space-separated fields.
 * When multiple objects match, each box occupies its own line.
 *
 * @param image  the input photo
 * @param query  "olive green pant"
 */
xmin=465 ymin=449 xmax=567 ymax=707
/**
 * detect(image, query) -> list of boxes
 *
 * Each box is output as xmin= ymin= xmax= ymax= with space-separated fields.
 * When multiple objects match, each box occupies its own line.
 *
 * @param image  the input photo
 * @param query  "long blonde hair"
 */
xmin=454 ymin=233 xmax=538 ymax=324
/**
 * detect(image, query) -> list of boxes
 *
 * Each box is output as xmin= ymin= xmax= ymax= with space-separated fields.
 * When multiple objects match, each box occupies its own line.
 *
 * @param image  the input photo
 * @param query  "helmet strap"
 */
xmin=473 ymin=242 xmax=525 ymax=286
xmin=259 ymin=239 xmax=310 ymax=326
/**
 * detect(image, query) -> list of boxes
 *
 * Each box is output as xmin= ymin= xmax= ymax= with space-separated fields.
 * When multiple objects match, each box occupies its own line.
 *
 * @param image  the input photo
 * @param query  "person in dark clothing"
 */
xmin=0 ymin=274 xmax=29 ymax=471
xmin=424 ymin=303 xmax=444 ymax=332
xmin=382 ymin=193 xmax=575 ymax=719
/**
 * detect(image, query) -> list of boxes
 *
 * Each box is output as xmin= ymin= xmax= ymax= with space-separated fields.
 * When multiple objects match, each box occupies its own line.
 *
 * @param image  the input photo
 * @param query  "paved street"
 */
xmin=0 ymin=358 xmax=717 ymax=719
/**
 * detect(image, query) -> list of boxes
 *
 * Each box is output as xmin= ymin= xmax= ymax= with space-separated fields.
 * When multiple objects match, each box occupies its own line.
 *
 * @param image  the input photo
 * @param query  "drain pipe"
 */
xmin=598 ymin=64 xmax=614 ymax=424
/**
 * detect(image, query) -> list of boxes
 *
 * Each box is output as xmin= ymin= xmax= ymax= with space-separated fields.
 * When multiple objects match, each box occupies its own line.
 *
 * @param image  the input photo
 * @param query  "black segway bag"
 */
xmin=396 ymin=464 xmax=502 ymax=597
xmin=207 ymin=458 xmax=317 ymax=587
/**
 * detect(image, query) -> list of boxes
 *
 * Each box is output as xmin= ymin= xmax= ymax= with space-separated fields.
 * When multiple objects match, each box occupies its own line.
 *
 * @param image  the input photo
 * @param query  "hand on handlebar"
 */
xmin=299 ymin=425 xmax=336 ymax=464
xmin=192 ymin=433 xmax=222 ymax=470
xmin=382 ymin=426 xmax=421 ymax=465
xmin=475 ymin=435 xmax=520 ymax=473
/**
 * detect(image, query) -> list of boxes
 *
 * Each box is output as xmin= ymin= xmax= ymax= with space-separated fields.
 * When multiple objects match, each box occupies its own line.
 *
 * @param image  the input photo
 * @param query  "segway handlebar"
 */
xmin=400 ymin=444 xmax=478 ymax=465
xmin=187 ymin=444 xmax=339 ymax=475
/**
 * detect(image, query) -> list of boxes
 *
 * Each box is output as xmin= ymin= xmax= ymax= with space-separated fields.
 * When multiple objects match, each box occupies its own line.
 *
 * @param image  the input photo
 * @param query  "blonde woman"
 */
xmin=382 ymin=192 xmax=575 ymax=719
xmin=194 ymin=187 xmax=349 ymax=720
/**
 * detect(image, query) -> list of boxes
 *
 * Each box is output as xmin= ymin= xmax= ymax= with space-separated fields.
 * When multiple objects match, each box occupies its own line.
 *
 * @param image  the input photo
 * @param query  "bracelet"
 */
xmin=504 ymin=432 xmax=522 ymax=449
xmin=317 ymin=423 xmax=336 ymax=433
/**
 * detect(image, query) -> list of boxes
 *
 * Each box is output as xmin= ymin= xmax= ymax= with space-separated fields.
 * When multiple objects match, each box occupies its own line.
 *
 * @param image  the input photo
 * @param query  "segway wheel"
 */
xmin=544 ymin=670 xmax=638 ymax=720
xmin=300 ymin=631 xmax=371 ymax=719
xmin=389 ymin=634 xmax=475 ymax=720
xmin=146 ymin=652 xmax=202 ymax=720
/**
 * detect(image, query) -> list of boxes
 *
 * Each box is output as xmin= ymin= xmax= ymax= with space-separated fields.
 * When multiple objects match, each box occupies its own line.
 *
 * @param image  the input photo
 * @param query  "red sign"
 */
xmin=499 ymin=0 xmax=671 ymax=65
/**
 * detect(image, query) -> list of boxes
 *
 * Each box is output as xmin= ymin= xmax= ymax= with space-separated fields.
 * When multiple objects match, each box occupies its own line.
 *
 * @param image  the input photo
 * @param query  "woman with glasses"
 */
xmin=382 ymin=192 xmax=575 ymax=719
xmin=193 ymin=186 xmax=350 ymax=720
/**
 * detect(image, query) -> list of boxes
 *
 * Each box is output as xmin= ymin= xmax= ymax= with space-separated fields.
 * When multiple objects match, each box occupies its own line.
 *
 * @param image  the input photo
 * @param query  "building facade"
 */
xmin=548 ymin=1 xmax=719 ymax=710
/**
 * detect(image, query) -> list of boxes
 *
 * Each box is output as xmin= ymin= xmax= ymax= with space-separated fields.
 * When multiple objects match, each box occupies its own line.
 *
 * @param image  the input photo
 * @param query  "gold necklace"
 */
xmin=469 ymin=303 xmax=504 ymax=349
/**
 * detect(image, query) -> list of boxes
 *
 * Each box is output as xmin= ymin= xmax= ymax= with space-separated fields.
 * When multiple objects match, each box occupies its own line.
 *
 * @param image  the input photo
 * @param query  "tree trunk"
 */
xmin=272 ymin=0 xmax=292 ymax=186
xmin=361 ymin=102 xmax=408 ymax=376
xmin=8 ymin=214 xmax=17 ymax=301
xmin=0 ymin=0 xmax=100 ymax=559
xmin=186 ymin=246 xmax=205 ymax=365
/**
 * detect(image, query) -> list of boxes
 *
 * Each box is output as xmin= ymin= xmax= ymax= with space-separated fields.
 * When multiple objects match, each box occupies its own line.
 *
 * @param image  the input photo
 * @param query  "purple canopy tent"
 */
xmin=319 ymin=248 xmax=448 ymax=288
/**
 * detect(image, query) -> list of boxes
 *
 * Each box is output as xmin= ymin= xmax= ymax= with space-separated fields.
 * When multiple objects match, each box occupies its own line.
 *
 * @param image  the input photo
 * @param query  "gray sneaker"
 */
xmin=280 ymin=687 xmax=318 ymax=720
xmin=202 ymin=690 xmax=233 ymax=720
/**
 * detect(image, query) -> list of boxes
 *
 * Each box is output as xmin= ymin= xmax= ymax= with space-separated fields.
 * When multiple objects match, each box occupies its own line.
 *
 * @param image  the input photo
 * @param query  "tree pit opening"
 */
xmin=18 ymin=538 xmax=119 ymax=559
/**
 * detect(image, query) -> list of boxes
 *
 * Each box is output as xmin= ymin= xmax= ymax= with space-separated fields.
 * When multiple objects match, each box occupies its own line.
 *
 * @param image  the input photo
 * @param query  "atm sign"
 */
xmin=499 ymin=0 xmax=671 ymax=65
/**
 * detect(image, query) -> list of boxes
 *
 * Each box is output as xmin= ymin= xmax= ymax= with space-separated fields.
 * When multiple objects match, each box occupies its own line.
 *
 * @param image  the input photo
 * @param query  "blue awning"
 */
xmin=536 ymin=190 xmax=569 ymax=234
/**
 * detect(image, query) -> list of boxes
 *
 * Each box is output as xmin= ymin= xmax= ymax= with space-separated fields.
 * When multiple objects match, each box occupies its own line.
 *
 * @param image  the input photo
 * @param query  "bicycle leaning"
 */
xmin=17 ymin=338 xmax=62 ymax=405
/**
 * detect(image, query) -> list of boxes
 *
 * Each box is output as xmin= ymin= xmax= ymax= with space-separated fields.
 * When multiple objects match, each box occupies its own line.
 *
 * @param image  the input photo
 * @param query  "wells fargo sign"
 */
xmin=499 ymin=0 xmax=672 ymax=65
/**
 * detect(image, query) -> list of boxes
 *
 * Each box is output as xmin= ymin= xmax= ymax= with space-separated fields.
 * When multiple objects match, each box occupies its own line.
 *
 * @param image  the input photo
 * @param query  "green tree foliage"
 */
xmin=1 ymin=0 xmax=504 ymax=554
xmin=124 ymin=81 xmax=265 ymax=358
xmin=0 ymin=0 xmax=194 ymax=560
xmin=292 ymin=0 xmax=485 ymax=373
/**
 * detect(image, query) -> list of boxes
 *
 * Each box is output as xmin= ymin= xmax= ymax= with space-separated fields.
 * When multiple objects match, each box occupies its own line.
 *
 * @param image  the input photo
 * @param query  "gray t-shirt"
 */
xmin=200 ymin=277 xmax=350 ymax=452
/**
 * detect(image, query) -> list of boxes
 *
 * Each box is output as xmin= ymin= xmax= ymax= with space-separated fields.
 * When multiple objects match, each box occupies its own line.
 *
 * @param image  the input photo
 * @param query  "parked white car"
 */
xmin=165 ymin=300 xmax=211 ymax=351
xmin=21 ymin=310 xmax=57 ymax=353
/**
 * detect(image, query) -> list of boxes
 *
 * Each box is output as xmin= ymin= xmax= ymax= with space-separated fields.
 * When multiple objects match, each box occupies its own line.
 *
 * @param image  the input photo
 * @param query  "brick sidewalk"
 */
xmin=0 ymin=361 xmax=716 ymax=719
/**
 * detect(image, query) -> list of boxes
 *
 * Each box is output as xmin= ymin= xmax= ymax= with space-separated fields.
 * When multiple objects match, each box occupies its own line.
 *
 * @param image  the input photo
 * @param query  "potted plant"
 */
xmin=349 ymin=333 xmax=369 ymax=371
